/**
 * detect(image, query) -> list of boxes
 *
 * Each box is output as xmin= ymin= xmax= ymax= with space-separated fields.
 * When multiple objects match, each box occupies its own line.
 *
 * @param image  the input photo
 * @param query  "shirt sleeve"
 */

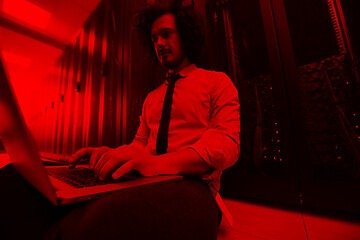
xmin=190 ymin=72 xmax=240 ymax=172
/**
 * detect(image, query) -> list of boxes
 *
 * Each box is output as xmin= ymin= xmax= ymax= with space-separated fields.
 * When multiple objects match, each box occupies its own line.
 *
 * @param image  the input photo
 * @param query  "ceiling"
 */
xmin=0 ymin=0 xmax=101 ymax=116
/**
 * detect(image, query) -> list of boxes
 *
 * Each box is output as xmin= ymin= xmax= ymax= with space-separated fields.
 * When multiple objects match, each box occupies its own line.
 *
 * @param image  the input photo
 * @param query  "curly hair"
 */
xmin=133 ymin=0 xmax=205 ymax=64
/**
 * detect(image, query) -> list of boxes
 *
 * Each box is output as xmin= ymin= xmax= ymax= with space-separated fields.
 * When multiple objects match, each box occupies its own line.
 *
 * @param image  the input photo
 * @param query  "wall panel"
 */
xmin=62 ymin=47 xmax=75 ymax=155
xmin=69 ymin=34 xmax=82 ymax=154
xmin=27 ymin=0 xmax=134 ymax=154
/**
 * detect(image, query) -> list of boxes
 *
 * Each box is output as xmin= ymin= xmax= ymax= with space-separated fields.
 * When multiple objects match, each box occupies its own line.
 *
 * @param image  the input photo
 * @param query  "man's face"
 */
xmin=151 ymin=13 xmax=186 ymax=70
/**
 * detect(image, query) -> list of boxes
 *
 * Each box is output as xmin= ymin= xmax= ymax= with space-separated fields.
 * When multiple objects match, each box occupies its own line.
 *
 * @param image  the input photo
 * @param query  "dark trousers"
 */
xmin=0 ymin=164 xmax=220 ymax=240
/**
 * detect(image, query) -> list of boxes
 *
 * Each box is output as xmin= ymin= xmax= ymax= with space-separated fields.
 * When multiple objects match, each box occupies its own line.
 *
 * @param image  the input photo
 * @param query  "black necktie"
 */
xmin=156 ymin=73 xmax=182 ymax=155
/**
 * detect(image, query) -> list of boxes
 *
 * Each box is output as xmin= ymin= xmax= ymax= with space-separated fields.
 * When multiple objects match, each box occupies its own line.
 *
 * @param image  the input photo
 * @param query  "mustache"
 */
xmin=158 ymin=48 xmax=172 ymax=56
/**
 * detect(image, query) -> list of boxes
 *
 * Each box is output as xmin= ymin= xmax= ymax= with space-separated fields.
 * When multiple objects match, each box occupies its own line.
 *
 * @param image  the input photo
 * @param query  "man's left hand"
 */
xmin=111 ymin=152 xmax=161 ymax=179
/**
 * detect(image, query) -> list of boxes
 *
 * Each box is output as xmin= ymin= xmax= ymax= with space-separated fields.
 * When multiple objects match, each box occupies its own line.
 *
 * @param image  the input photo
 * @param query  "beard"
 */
xmin=160 ymin=53 xmax=186 ymax=70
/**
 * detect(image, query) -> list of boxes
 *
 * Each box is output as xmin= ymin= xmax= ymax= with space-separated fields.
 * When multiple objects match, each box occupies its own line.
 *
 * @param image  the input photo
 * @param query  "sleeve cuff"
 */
xmin=189 ymin=144 xmax=212 ymax=168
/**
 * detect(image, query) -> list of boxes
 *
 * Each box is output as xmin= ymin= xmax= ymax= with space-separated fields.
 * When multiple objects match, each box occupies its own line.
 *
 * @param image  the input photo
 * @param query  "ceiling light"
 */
xmin=2 ymin=0 xmax=51 ymax=29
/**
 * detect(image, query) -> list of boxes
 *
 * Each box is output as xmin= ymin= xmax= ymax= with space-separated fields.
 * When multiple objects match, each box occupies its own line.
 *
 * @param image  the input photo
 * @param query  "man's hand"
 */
xmin=69 ymin=145 xmax=143 ymax=180
xmin=111 ymin=149 xmax=214 ymax=180
xmin=111 ymin=152 xmax=160 ymax=179
xmin=93 ymin=147 xmax=137 ymax=180
xmin=68 ymin=146 xmax=111 ymax=169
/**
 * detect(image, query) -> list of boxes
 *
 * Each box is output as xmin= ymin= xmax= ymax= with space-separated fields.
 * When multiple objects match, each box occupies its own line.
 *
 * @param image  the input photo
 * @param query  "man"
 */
xmin=0 ymin=2 xmax=239 ymax=240
xmin=70 ymin=3 xmax=239 ymax=192
xmin=66 ymin=1 xmax=240 ymax=238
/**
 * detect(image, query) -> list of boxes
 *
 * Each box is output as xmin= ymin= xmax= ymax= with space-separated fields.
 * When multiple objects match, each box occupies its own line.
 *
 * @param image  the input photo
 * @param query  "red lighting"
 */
xmin=2 ymin=0 xmax=51 ymax=29
xmin=1 ymin=51 xmax=32 ymax=67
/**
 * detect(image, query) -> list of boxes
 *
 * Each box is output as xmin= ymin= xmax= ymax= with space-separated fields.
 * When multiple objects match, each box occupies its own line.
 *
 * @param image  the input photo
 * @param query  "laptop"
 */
xmin=0 ymin=54 xmax=182 ymax=206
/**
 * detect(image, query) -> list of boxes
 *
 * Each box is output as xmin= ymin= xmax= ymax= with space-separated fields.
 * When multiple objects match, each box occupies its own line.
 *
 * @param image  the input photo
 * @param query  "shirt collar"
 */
xmin=166 ymin=64 xmax=197 ymax=81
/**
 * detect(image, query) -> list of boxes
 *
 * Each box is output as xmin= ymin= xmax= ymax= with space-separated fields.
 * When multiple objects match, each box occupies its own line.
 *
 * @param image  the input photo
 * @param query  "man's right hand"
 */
xmin=68 ymin=146 xmax=111 ymax=169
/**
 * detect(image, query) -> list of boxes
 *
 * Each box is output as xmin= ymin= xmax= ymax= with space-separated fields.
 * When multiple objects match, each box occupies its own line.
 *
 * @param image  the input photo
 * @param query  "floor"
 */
xmin=217 ymin=198 xmax=360 ymax=240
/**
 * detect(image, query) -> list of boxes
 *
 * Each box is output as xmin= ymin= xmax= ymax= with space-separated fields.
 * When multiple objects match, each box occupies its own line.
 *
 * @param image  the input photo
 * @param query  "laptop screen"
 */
xmin=0 ymin=54 xmax=58 ymax=205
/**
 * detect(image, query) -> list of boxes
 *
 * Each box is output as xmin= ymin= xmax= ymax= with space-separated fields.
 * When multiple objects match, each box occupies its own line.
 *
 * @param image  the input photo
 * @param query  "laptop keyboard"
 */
xmin=46 ymin=166 xmax=135 ymax=188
